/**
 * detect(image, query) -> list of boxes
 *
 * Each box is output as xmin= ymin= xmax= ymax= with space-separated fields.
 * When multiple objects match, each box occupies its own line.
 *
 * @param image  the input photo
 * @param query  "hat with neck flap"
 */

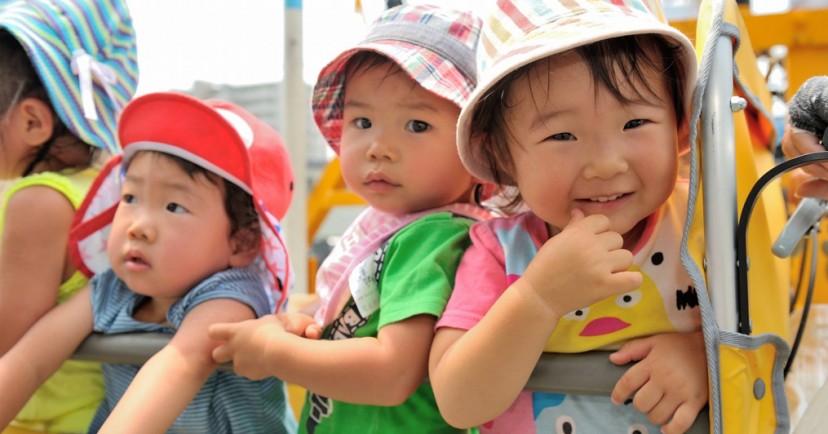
xmin=69 ymin=92 xmax=294 ymax=311
xmin=0 ymin=0 xmax=139 ymax=155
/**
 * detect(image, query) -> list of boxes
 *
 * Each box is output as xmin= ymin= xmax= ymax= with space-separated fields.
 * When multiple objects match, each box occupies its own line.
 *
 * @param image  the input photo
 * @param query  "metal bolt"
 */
xmin=731 ymin=96 xmax=747 ymax=112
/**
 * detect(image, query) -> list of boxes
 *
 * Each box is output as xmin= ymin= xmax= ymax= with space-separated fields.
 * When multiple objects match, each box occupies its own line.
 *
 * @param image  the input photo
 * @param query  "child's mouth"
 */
xmin=589 ymin=193 xmax=624 ymax=203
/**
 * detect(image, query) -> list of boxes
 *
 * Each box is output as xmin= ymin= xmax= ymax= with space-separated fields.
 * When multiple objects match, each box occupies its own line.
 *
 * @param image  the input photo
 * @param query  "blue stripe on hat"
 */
xmin=0 ymin=0 xmax=138 ymax=155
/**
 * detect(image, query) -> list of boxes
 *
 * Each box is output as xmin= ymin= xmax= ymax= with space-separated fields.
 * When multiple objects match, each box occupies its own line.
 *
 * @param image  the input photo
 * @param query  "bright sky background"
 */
xmin=126 ymin=0 xmax=482 ymax=96
xmin=123 ymin=0 xmax=814 ymax=96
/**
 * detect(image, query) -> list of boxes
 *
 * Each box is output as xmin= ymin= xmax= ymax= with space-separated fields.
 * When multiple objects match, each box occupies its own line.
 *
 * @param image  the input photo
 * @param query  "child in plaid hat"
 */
xmin=429 ymin=1 xmax=708 ymax=433
xmin=209 ymin=4 xmax=490 ymax=434
xmin=0 ymin=92 xmax=296 ymax=433
xmin=0 ymin=0 xmax=137 ymax=431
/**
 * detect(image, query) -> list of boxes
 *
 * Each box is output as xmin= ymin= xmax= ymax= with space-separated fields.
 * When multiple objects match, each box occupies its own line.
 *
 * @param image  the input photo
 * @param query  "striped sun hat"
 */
xmin=0 ymin=0 xmax=138 ymax=155
xmin=312 ymin=3 xmax=482 ymax=154
xmin=457 ymin=0 xmax=698 ymax=184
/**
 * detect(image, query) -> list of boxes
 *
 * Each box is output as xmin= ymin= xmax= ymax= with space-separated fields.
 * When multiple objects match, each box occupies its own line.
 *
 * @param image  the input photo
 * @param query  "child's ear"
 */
xmin=10 ymin=98 xmax=56 ymax=147
xmin=228 ymin=230 xmax=260 ymax=268
xmin=677 ymin=118 xmax=691 ymax=154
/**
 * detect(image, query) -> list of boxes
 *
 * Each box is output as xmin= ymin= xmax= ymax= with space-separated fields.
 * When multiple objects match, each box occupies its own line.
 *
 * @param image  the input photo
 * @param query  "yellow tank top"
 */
xmin=0 ymin=169 xmax=104 ymax=433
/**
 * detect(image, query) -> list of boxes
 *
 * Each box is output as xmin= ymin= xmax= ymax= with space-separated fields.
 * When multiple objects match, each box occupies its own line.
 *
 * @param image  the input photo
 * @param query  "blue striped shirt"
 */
xmin=88 ymin=267 xmax=297 ymax=433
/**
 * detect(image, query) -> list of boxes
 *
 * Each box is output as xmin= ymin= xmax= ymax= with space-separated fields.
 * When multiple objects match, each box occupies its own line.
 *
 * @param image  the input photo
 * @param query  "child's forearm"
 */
xmin=0 ymin=288 xmax=93 ymax=427
xmin=430 ymin=278 xmax=561 ymax=428
xmin=266 ymin=316 xmax=435 ymax=405
xmin=99 ymin=345 xmax=216 ymax=433
xmin=101 ymin=298 xmax=252 ymax=433
xmin=0 ymin=352 xmax=45 ymax=427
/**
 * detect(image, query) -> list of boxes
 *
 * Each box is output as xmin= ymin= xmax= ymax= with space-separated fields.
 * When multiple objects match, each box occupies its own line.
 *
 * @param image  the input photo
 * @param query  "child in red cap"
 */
xmin=0 ymin=92 xmax=296 ymax=433
xmin=209 ymin=4 xmax=490 ymax=434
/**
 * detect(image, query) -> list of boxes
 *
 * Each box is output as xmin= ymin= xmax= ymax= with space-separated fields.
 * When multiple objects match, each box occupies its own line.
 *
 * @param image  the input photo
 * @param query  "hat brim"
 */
xmin=312 ymin=41 xmax=474 ymax=154
xmin=458 ymin=16 xmax=697 ymax=185
xmin=0 ymin=0 xmax=137 ymax=154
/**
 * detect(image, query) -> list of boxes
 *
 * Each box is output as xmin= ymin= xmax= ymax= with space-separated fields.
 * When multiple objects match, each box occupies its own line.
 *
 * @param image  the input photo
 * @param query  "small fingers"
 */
xmin=207 ymin=323 xmax=233 ymax=341
xmin=643 ymin=392 xmax=680 ymax=426
xmin=212 ymin=345 xmax=232 ymax=364
xmin=609 ymin=269 xmax=643 ymax=293
xmin=660 ymin=402 xmax=704 ymax=434
xmin=305 ymin=324 xmax=324 ymax=340
xmin=610 ymin=337 xmax=656 ymax=366
xmin=798 ymin=178 xmax=828 ymax=200
xmin=611 ymin=362 xmax=648 ymax=405
xmin=631 ymin=381 xmax=664 ymax=419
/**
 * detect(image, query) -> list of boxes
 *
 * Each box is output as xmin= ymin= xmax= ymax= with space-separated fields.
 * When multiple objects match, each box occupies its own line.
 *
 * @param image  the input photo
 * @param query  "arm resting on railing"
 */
xmin=73 ymin=332 xmax=709 ymax=432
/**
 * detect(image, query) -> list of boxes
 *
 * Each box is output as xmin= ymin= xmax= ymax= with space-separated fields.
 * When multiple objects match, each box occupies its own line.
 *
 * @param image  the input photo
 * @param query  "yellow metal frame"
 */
xmin=307 ymin=157 xmax=364 ymax=245
xmin=671 ymin=5 xmax=828 ymax=99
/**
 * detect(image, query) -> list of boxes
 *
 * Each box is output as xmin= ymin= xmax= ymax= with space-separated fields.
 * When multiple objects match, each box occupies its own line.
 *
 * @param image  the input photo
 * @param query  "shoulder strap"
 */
xmin=314 ymin=203 xmax=491 ymax=325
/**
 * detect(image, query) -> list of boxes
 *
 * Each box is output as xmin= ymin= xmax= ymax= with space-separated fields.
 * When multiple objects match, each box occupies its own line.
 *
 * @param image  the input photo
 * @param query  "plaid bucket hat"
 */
xmin=0 ymin=0 xmax=138 ymax=155
xmin=458 ymin=0 xmax=698 ymax=185
xmin=312 ymin=3 xmax=482 ymax=154
xmin=69 ymin=92 xmax=295 ymax=311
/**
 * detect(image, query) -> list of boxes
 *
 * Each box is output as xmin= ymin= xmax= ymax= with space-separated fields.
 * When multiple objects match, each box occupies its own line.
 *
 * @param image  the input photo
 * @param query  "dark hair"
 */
xmin=132 ymin=151 xmax=261 ymax=251
xmin=0 ymin=30 xmax=97 ymax=175
xmin=471 ymin=34 xmax=687 ymax=212
xmin=345 ymin=50 xmax=393 ymax=75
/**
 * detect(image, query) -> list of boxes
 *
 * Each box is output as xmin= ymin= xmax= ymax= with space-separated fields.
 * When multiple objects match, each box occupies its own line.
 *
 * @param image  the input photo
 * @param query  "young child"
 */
xmin=208 ymin=4 xmax=490 ymax=433
xmin=0 ymin=92 xmax=297 ymax=433
xmin=428 ymin=1 xmax=709 ymax=434
xmin=0 ymin=1 xmax=137 ymax=431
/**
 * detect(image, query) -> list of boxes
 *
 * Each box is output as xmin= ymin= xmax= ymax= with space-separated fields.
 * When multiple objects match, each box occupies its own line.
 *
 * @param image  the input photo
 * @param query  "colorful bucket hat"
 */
xmin=457 ymin=0 xmax=698 ymax=184
xmin=312 ymin=3 xmax=482 ymax=154
xmin=69 ymin=92 xmax=295 ymax=311
xmin=0 ymin=0 xmax=139 ymax=155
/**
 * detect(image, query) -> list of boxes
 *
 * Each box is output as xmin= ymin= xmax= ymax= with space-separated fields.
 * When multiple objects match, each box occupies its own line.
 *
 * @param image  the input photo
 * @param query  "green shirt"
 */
xmin=300 ymin=212 xmax=475 ymax=434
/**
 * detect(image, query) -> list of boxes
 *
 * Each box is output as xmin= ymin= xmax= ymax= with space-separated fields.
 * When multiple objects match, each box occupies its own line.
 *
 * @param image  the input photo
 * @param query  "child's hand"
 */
xmin=209 ymin=315 xmax=287 ymax=380
xmin=609 ymin=331 xmax=708 ymax=434
xmin=277 ymin=312 xmax=323 ymax=339
xmin=782 ymin=124 xmax=828 ymax=200
xmin=521 ymin=209 xmax=642 ymax=318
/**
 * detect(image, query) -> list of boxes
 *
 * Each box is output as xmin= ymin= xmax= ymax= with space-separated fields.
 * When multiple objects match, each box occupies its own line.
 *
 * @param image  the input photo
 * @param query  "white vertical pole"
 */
xmin=282 ymin=0 xmax=309 ymax=296
xmin=702 ymin=33 xmax=738 ymax=332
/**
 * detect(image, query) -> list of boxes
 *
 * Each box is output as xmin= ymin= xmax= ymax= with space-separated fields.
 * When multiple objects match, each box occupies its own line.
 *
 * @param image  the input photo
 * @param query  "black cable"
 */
xmin=785 ymin=227 xmax=819 ymax=377
xmin=736 ymin=151 xmax=828 ymax=334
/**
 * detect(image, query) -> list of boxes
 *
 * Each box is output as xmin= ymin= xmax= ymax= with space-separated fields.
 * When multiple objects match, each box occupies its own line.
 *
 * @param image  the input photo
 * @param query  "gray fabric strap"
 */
xmin=681 ymin=1 xmax=724 ymax=431
xmin=364 ymin=21 xmax=478 ymax=84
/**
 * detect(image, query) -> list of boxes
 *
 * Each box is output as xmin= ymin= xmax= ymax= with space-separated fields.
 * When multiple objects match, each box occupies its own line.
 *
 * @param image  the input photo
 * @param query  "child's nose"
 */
xmin=582 ymin=145 xmax=629 ymax=180
xmin=366 ymin=130 xmax=397 ymax=161
xmin=127 ymin=215 xmax=155 ymax=241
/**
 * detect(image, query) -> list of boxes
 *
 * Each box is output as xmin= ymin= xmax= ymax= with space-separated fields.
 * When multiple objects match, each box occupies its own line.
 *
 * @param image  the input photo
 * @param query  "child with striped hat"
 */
xmin=0 ymin=1 xmax=137 ymax=432
xmin=429 ymin=1 xmax=708 ymax=433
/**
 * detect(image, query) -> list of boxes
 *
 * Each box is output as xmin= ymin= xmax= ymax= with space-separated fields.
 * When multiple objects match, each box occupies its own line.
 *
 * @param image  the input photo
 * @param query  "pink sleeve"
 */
xmin=436 ymin=220 xmax=508 ymax=331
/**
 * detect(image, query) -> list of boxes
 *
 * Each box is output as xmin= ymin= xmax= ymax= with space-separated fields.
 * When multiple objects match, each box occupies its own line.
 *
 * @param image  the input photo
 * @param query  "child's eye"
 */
xmin=166 ymin=203 xmax=187 ymax=214
xmin=405 ymin=120 xmax=430 ymax=133
xmin=354 ymin=118 xmax=371 ymax=129
xmin=121 ymin=193 xmax=136 ymax=204
xmin=548 ymin=132 xmax=575 ymax=141
xmin=624 ymin=119 xmax=647 ymax=129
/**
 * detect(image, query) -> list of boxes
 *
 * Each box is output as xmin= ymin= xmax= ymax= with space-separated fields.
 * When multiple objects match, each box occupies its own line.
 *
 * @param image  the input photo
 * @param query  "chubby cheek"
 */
xmin=105 ymin=231 xmax=123 ymax=270
xmin=337 ymin=150 xmax=363 ymax=192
